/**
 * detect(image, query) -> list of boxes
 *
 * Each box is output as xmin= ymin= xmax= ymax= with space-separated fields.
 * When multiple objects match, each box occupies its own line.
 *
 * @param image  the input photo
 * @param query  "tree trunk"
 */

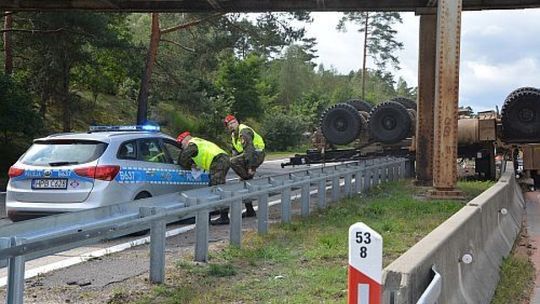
xmin=39 ymin=91 xmax=48 ymax=119
xmin=3 ymin=12 xmax=13 ymax=75
xmin=361 ymin=12 xmax=369 ymax=99
xmin=62 ymin=61 xmax=71 ymax=132
xmin=136 ymin=13 xmax=161 ymax=125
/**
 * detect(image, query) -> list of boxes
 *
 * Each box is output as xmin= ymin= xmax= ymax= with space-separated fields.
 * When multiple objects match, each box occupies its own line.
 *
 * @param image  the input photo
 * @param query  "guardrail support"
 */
xmin=363 ymin=168 xmax=371 ymax=192
xmin=0 ymin=237 xmax=8 ymax=269
xmin=257 ymin=193 xmax=269 ymax=234
xmin=301 ymin=183 xmax=310 ymax=217
xmin=141 ymin=207 xmax=167 ymax=283
xmin=318 ymin=178 xmax=327 ymax=209
xmin=195 ymin=209 xmax=210 ymax=262
xmin=230 ymin=199 xmax=242 ymax=247
xmin=6 ymin=237 xmax=25 ymax=304
xmin=281 ymin=187 xmax=291 ymax=223
xmin=332 ymin=175 xmax=340 ymax=202
xmin=344 ymin=173 xmax=352 ymax=197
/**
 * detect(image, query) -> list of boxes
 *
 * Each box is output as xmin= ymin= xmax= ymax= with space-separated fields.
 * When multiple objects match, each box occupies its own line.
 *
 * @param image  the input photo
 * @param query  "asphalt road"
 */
xmin=0 ymin=157 xmax=321 ymax=292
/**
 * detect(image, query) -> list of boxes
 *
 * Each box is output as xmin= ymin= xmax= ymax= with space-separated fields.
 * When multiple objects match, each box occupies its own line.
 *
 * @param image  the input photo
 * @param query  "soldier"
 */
xmin=176 ymin=131 xmax=231 ymax=225
xmin=223 ymin=114 xmax=266 ymax=218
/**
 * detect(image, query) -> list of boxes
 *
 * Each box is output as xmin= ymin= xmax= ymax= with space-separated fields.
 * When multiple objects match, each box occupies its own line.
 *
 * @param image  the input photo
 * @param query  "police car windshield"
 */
xmin=20 ymin=140 xmax=107 ymax=166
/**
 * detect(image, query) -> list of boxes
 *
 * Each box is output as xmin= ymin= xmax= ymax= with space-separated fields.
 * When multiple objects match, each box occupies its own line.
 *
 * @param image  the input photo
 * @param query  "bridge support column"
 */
xmin=415 ymin=13 xmax=437 ymax=186
xmin=430 ymin=0 xmax=464 ymax=198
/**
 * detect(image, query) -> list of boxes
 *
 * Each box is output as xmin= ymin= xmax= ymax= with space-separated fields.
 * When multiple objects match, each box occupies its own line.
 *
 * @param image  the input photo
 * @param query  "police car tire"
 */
xmin=134 ymin=191 xmax=152 ymax=200
xmin=368 ymin=101 xmax=412 ymax=144
xmin=320 ymin=103 xmax=364 ymax=145
xmin=390 ymin=97 xmax=417 ymax=110
xmin=501 ymin=88 xmax=540 ymax=142
xmin=346 ymin=99 xmax=373 ymax=113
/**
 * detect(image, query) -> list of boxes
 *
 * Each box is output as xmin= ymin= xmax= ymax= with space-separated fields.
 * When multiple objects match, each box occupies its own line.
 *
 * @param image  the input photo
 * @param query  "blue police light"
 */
xmin=89 ymin=125 xmax=160 ymax=132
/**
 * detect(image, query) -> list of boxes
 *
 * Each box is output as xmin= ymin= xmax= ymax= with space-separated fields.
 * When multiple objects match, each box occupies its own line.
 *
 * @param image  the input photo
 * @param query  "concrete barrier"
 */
xmin=382 ymin=165 xmax=524 ymax=304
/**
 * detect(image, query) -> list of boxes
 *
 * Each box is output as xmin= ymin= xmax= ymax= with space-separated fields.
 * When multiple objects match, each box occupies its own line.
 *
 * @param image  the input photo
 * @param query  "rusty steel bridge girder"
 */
xmin=1 ymin=0 xmax=540 ymax=11
xmin=415 ymin=13 xmax=437 ymax=186
xmin=431 ymin=0 xmax=463 ymax=194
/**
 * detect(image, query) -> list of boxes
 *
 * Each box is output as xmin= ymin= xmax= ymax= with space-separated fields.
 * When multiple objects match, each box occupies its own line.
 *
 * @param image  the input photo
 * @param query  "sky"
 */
xmin=304 ymin=9 xmax=540 ymax=112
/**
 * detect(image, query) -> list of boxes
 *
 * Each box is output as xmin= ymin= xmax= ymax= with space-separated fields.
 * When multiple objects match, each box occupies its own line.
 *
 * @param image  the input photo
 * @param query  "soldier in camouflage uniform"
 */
xmin=176 ymin=131 xmax=231 ymax=225
xmin=223 ymin=115 xmax=266 ymax=218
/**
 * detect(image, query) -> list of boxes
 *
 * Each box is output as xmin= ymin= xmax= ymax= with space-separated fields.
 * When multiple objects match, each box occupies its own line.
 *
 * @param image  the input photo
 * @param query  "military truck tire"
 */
xmin=501 ymin=89 xmax=540 ymax=142
xmin=346 ymin=99 xmax=373 ymax=113
xmin=390 ymin=97 xmax=417 ymax=110
xmin=368 ymin=101 xmax=412 ymax=144
xmin=320 ymin=103 xmax=364 ymax=145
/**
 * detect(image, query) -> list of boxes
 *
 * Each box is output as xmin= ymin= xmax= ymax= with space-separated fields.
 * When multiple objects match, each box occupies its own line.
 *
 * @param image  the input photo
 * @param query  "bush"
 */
xmin=261 ymin=112 xmax=308 ymax=151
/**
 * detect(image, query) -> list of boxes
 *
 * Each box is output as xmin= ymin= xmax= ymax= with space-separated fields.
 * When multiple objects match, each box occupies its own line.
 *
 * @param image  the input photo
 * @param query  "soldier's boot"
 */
xmin=210 ymin=210 xmax=230 ymax=225
xmin=242 ymin=201 xmax=256 ymax=218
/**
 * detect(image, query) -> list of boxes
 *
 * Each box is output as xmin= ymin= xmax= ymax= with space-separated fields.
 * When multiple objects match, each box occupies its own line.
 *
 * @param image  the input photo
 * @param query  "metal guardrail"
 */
xmin=416 ymin=266 xmax=442 ymax=304
xmin=0 ymin=193 xmax=5 ymax=219
xmin=0 ymin=157 xmax=410 ymax=304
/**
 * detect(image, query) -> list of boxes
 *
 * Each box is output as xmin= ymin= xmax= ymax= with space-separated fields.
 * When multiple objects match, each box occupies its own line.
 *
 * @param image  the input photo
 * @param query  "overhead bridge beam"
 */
xmin=1 ymin=0 xmax=540 ymax=12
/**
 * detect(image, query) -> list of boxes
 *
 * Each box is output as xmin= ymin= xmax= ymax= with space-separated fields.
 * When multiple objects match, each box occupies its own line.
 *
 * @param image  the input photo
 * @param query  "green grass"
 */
xmin=491 ymin=241 xmax=535 ymax=303
xmin=131 ymin=180 xmax=492 ymax=304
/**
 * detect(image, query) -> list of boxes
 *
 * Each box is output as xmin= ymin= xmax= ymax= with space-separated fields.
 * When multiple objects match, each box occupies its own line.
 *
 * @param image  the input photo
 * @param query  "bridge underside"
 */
xmin=0 ymin=0 xmax=539 ymax=12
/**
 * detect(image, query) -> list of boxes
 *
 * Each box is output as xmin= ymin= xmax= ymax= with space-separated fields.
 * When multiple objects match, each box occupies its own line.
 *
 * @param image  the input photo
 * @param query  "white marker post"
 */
xmin=348 ymin=222 xmax=382 ymax=304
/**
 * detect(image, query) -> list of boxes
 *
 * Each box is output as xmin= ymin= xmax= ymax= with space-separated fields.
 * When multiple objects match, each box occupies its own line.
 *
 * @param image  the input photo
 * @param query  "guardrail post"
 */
xmin=230 ymin=196 xmax=242 ymax=247
xmin=193 ymin=207 xmax=209 ymax=261
xmin=354 ymin=162 xmax=365 ymax=194
xmin=0 ymin=237 xmax=8 ymax=269
xmin=258 ymin=193 xmax=269 ymax=234
xmin=301 ymin=182 xmax=310 ymax=217
xmin=344 ymin=173 xmax=352 ymax=197
xmin=363 ymin=165 xmax=371 ymax=192
xmin=6 ymin=237 xmax=25 ymax=304
xmin=281 ymin=186 xmax=292 ymax=223
xmin=318 ymin=177 xmax=327 ymax=209
xmin=140 ymin=207 xmax=167 ymax=283
xmin=332 ymin=174 xmax=340 ymax=202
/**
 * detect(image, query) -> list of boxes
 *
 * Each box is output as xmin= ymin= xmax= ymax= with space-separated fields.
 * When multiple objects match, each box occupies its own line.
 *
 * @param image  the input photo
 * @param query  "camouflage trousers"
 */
xmin=230 ymin=150 xmax=266 ymax=180
xmin=209 ymin=154 xmax=230 ymax=186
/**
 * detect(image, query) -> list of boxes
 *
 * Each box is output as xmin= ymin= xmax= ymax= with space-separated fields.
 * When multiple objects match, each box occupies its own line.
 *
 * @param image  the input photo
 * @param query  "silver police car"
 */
xmin=6 ymin=125 xmax=209 ymax=221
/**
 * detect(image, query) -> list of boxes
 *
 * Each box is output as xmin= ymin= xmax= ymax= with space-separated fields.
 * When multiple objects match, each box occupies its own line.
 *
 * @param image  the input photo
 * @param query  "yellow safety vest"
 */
xmin=232 ymin=124 xmax=265 ymax=153
xmin=189 ymin=137 xmax=227 ymax=171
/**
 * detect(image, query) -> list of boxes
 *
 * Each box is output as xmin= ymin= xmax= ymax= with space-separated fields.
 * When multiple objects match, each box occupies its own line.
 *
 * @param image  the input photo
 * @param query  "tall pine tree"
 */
xmin=337 ymin=12 xmax=403 ymax=98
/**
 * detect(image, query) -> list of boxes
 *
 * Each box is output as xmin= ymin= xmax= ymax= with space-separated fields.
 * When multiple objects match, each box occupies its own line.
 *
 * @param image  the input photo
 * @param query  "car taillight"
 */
xmin=75 ymin=165 xmax=120 ymax=181
xmin=8 ymin=166 xmax=24 ymax=178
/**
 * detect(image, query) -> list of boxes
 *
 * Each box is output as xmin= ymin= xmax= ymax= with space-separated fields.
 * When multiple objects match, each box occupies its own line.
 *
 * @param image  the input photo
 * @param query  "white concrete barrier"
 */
xmin=382 ymin=164 xmax=524 ymax=304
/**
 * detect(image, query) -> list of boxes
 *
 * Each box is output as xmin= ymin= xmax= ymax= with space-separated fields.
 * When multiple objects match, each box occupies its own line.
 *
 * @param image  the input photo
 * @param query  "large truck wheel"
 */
xmin=368 ymin=101 xmax=412 ymax=144
xmin=390 ymin=97 xmax=417 ymax=110
xmin=501 ymin=88 xmax=540 ymax=142
xmin=320 ymin=103 xmax=365 ymax=145
xmin=346 ymin=99 xmax=373 ymax=113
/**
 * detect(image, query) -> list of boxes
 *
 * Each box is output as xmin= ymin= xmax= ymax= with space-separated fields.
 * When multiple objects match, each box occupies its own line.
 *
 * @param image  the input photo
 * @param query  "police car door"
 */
xmin=160 ymin=138 xmax=200 ymax=193
xmin=136 ymin=138 xmax=173 ymax=196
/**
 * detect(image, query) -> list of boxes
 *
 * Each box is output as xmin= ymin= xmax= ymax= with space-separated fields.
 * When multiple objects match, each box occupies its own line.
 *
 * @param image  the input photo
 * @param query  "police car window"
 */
xmin=20 ymin=140 xmax=107 ymax=166
xmin=137 ymin=139 xmax=167 ymax=163
xmin=118 ymin=141 xmax=136 ymax=160
xmin=163 ymin=140 xmax=181 ymax=165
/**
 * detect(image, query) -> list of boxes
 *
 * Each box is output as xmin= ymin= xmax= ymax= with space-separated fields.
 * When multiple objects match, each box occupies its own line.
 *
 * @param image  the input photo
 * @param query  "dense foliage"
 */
xmin=0 ymin=12 xmax=416 ymax=175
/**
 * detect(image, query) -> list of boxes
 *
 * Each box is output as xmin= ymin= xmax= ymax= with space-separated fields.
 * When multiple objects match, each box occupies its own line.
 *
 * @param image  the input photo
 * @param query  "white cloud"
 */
xmin=305 ymin=8 xmax=540 ymax=112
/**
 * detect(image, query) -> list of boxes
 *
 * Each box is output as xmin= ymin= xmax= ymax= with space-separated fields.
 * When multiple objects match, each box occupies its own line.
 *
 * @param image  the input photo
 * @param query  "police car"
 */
xmin=6 ymin=125 xmax=209 ymax=221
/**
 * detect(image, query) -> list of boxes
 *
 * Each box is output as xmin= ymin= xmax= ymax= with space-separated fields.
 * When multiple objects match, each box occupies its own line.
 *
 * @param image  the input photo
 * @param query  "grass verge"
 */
xmin=491 ymin=230 xmax=535 ymax=304
xmin=133 ymin=180 xmax=493 ymax=304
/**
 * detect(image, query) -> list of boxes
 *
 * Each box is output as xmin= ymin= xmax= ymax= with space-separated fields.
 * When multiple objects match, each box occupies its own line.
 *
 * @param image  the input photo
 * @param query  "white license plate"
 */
xmin=32 ymin=179 xmax=68 ymax=190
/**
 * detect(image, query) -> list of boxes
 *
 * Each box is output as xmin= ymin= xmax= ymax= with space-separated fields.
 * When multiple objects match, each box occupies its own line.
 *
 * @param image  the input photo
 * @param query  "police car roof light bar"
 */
xmin=89 ymin=125 xmax=160 ymax=132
